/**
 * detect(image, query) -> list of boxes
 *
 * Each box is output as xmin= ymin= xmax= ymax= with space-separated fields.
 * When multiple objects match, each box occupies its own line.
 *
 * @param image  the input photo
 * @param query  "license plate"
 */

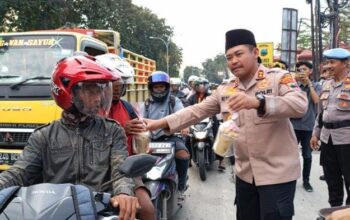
xmin=0 ymin=152 xmax=20 ymax=165
xmin=149 ymin=142 xmax=172 ymax=154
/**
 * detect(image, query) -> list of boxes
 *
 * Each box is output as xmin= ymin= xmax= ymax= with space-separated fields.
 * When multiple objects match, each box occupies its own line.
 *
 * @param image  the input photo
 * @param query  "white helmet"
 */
xmin=188 ymin=75 xmax=199 ymax=83
xmin=95 ymin=53 xmax=135 ymax=84
xmin=170 ymin=77 xmax=182 ymax=85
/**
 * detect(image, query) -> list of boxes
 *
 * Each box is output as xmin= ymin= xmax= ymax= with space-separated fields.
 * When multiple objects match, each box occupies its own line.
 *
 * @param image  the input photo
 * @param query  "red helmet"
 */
xmin=51 ymin=55 xmax=120 ymax=111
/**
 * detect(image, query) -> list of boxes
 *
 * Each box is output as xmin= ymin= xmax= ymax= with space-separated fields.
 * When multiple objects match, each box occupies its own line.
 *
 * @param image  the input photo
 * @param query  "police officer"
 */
xmin=311 ymin=48 xmax=350 ymax=207
xmin=145 ymin=29 xmax=308 ymax=220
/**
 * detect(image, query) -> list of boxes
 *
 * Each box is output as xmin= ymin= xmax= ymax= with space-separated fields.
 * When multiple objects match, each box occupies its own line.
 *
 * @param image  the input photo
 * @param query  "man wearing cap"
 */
xmin=311 ymin=48 xmax=350 ymax=207
xmin=290 ymin=61 xmax=321 ymax=192
xmin=145 ymin=29 xmax=307 ymax=220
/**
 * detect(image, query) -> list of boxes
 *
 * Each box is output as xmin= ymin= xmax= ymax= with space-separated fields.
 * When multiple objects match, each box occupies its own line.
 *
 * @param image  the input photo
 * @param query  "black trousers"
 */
xmin=320 ymin=136 xmax=350 ymax=207
xmin=235 ymin=177 xmax=296 ymax=220
xmin=294 ymin=130 xmax=313 ymax=182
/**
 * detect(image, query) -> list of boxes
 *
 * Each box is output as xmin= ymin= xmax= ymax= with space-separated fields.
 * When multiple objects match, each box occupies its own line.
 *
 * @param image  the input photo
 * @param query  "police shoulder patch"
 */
xmin=279 ymin=73 xmax=300 ymax=90
xmin=279 ymin=73 xmax=295 ymax=84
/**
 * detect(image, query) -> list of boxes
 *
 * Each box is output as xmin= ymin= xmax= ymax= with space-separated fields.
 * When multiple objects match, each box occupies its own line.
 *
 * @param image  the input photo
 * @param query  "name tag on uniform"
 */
xmin=255 ymin=88 xmax=273 ymax=95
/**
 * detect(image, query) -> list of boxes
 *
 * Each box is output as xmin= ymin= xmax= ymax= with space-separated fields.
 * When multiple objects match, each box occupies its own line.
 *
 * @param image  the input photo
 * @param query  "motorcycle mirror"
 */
xmin=119 ymin=154 xmax=157 ymax=178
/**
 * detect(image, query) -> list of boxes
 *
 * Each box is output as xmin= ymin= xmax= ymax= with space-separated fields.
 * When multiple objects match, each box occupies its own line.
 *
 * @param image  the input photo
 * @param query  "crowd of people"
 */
xmin=0 ymin=28 xmax=349 ymax=220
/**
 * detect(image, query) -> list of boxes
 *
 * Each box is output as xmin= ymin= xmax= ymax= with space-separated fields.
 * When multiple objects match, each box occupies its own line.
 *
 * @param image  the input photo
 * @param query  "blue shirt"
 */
xmin=290 ymin=81 xmax=321 ymax=131
xmin=142 ymin=94 xmax=184 ymax=139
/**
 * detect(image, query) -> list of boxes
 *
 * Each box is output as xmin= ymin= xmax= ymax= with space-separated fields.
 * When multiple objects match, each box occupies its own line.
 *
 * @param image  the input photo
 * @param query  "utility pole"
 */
xmin=309 ymin=0 xmax=318 ymax=80
xmin=329 ymin=0 xmax=340 ymax=48
xmin=314 ymin=0 xmax=322 ymax=81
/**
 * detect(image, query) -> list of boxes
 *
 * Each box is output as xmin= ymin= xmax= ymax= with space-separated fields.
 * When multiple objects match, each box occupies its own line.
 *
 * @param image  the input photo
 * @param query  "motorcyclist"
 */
xmin=96 ymin=54 xmax=155 ymax=220
xmin=186 ymin=75 xmax=199 ymax=99
xmin=188 ymin=77 xmax=225 ymax=170
xmin=170 ymin=77 xmax=188 ymax=106
xmin=142 ymin=71 xmax=190 ymax=200
xmin=0 ymin=55 xmax=139 ymax=220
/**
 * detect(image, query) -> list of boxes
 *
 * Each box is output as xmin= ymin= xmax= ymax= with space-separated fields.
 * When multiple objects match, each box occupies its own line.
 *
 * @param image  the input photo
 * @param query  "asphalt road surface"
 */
xmin=174 ymin=151 xmax=330 ymax=220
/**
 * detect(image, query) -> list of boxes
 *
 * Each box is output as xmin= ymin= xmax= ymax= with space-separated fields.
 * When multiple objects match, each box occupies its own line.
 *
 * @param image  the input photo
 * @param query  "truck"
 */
xmin=0 ymin=29 xmax=156 ymax=170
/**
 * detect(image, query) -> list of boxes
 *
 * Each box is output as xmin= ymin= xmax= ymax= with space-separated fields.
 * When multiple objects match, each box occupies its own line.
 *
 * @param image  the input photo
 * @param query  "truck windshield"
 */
xmin=0 ymin=35 xmax=76 ymax=84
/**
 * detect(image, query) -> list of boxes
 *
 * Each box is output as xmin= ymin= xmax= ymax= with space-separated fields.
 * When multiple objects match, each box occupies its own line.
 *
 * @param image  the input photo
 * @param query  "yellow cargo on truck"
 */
xmin=0 ymin=29 xmax=156 ymax=170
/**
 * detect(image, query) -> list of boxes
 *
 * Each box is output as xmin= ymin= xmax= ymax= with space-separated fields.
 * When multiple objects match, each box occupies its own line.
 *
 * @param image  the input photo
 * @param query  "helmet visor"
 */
xmin=72 ymin=81 xmax=113 ymax=117
xmin=151 ymin=73 xmax=169 ymax=83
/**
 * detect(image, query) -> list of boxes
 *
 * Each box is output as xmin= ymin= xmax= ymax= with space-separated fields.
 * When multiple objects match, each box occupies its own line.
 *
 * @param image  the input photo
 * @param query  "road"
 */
xmin=174 ymin=151 xmax=330 ymax=220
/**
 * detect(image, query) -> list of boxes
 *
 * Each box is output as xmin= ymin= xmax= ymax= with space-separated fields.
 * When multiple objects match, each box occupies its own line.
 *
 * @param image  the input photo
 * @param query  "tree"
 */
xmin=297 ymin=1 xmax=350 ymax=49
xmin=201 ymin=54 xmax=228 ymax=84
xmin=338 ymin=5 xmax=350 ymax=44
xmin=0 ymin=0 xmax=82 ymax=32
xmin=297 ymin=19 xmax=312 ymax=49
xmin=0 ymin=0 xmax=183 ymax=74
xmin=183 ymin=66 xmax=201 ymax=83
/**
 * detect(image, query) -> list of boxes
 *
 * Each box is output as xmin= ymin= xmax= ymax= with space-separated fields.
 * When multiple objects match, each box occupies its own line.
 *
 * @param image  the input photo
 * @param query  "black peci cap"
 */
xmin=225 ymin=29 xmax=256 ymax=52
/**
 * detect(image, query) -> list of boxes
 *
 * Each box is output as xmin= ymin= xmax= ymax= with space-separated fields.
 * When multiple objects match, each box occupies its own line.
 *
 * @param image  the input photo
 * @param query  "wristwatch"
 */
xmin=256 ymin=93 xmax=266 ymax=117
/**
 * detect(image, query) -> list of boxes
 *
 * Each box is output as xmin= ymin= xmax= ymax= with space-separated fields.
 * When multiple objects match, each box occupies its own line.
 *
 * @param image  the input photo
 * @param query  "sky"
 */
xmin=132 ymin=0 xmax=312 ymax=73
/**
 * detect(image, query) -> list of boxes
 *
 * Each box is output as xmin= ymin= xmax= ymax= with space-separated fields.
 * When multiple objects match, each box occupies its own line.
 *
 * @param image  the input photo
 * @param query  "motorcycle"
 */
xmin=190 ymin=117 xmax=216 ymax=181
xmin=142 ymin=136 xmax=183 ymax=220
xmin=317 ymin=205 xmax=350 ymax=220
xmin=0 ymin=154 xmax=156 ymax=220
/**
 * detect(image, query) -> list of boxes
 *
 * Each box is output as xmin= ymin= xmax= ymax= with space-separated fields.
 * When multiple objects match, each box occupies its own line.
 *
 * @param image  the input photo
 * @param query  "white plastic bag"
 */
xmin=213 ymin=119 xmax=239 ymax=157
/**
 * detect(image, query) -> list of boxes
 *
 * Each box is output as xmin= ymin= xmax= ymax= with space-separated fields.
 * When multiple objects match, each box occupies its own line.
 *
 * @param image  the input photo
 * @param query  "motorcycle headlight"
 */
xmin=194 ymin=131 xmax=207 ymax=140
xmin=194 ymin=123 xmax=206 ymax=131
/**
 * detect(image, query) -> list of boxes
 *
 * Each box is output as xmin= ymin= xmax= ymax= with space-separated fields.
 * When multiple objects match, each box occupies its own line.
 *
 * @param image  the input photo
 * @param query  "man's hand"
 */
xmin=326 ymin=208 xmax=350 ymax=220
xmin=143 ymin=118 xmax=168 ymax=131
xmin=181 ymin=127 xmax=189 ymax=136
xmin=310 ymin=135 xmax=320 ymax=151
xmin=227 ymin=92 xmax=259 ymax=112
xmin=125 ymin=118 xmax=146 ymax=135
xmin=110 ymin=194 xmax=140 ymax=220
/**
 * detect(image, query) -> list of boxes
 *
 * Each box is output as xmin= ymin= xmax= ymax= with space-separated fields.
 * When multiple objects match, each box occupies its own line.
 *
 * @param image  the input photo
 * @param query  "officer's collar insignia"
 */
xmin=257 ymin=70 xmax=265 ymax=80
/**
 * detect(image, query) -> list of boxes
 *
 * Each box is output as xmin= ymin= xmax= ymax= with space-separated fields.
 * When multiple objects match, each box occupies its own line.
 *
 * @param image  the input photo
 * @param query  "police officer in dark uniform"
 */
xmin=311 ymin=48 xmax=350 ymax=207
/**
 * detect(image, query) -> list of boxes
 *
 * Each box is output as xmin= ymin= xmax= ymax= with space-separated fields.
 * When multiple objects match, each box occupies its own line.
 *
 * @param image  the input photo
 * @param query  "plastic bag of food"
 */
xmin=132 ymin=131 xmax=150 ymax=154
xmin=213 ymin=119 xmax=239 ymax=157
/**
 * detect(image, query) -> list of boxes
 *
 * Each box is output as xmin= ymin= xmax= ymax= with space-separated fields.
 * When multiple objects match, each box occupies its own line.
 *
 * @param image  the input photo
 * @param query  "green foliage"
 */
xmin=338 ymin=6 xmax=350 ymax=43
xmin=183 ymin=66 xmax=201 ymax=83
xmin=297 ymin=2 xmax=350 ymax=49
xmin=0 ymin=0 xmax=183 ymax=75
xmin=201 ymin=54 xmax=228 ymax=84
xmin=297 ymin=20 xmax=312 ymax=49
